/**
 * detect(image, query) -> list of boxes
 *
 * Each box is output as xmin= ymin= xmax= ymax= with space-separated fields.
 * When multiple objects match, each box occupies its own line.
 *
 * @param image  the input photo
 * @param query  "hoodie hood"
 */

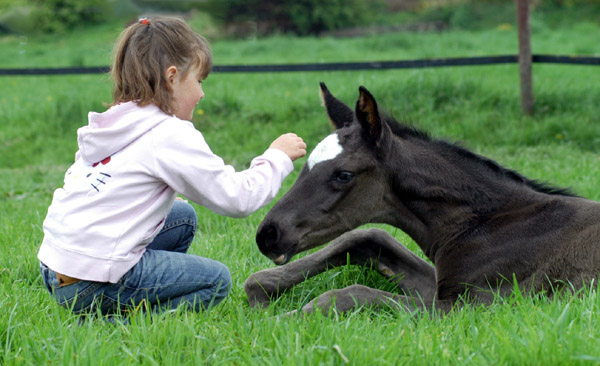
xmin=77 ymin=101 xmax=171 ymax=164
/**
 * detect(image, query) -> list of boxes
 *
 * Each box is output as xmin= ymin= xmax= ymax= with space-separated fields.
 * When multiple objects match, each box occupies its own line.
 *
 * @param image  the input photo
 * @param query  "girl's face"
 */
xmin=168 ymin=64 xmax=205 ymax=121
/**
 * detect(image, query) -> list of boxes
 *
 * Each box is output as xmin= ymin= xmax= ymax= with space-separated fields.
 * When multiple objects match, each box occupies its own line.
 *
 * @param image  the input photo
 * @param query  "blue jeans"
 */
xmin=40 ymin=200 xmax=231 ymax=314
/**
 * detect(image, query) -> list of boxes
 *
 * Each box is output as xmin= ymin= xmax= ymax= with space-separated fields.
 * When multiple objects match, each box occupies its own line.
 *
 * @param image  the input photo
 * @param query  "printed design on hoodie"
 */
xmin=64 ymin=156 xmax=113 ymax=193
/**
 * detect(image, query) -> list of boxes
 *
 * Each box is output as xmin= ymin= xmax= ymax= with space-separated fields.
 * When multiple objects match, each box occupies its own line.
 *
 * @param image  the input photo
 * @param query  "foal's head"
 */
xmin=256 ymin=83 xmax=576 ymax=266
xmin=257 ymin=83 xmax=395 ymax=265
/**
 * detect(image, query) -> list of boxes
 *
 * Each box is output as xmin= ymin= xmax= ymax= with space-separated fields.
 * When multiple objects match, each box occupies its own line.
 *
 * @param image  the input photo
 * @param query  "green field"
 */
xmin=2 ymin=10 xmax=600 ymax=365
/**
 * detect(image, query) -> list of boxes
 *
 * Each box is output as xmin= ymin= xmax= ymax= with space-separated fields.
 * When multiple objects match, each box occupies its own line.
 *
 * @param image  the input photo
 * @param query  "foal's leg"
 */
xmin=245 ymin=228 xmax=437 ymax=308
xmin=287 ymin=284 xmax=454 ymax=316
xmin=287 ymin=285 xmax=411 ymax=315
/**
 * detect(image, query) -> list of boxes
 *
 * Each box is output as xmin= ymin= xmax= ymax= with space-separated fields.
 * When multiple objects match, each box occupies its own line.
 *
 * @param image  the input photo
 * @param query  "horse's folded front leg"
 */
xmin=293 ymin=284 xmax=452 ymax=316
xmin=245 ymin=231 xmax=366 ymax=308
xmin=295 ymin=284 xmax=414 ymax=315
xmin=245 ymin=228 xmax=437 ymax=308
xmin=244 ymin=257 xmax=330 ymax=308
xmin=244 ymin=266 xmax=296 ymax=308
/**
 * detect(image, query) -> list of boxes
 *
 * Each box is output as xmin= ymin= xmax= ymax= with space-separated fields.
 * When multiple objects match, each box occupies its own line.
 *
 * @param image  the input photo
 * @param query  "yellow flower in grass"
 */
xmin=197 ymin=109 xmax=204 ymax=116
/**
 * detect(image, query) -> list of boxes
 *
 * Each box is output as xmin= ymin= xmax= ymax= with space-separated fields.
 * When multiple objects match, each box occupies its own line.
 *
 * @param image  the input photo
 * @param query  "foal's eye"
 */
xmin=333 ymin=171 xmax=355 ymax=183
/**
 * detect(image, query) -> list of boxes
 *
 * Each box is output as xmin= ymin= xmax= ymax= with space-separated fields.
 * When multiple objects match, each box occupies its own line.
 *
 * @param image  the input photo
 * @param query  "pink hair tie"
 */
xmin=139 ymin=17 xmax=149 ymax=25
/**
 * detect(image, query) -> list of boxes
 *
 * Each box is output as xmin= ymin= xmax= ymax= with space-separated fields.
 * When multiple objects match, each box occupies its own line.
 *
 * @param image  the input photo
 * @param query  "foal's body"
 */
xmin=245 ymin=83 xmax=600 ymax=314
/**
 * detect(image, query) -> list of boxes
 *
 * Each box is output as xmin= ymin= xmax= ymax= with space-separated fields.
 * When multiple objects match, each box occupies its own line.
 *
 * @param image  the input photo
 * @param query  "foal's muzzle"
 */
xmin=256 ymin=222 xmax=294 ymax=265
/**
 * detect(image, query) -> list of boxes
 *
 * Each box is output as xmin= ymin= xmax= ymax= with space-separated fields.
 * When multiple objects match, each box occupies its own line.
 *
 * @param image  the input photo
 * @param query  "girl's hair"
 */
xmin=111 ymin=16 xmax=212 ymax=115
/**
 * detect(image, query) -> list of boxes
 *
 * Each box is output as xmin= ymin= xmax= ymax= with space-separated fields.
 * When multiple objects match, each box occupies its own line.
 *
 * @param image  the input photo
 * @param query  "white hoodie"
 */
xmin=38 ymin=101 xmax=293 ymax=283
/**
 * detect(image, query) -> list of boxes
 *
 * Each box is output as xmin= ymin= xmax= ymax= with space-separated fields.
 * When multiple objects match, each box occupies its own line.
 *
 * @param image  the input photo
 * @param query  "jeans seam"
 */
xmin=161 ymin=217 xmax=195 ymax=231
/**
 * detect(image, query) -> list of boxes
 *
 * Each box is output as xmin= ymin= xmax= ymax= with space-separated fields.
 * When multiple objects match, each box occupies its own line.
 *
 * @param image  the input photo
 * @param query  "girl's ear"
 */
xmin=164 ymin=66 xmax=178 ymax=89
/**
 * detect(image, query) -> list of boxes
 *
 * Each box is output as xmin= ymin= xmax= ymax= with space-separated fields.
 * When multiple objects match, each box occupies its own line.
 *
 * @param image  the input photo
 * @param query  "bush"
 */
xmin=0 ymin=0 xmax=21 ymax=11
xmin=0 ymin=5 xmax=38 ymax=34
xmin=203 ymin=0 xmax=384 ymax=36
xmin=31 ymin=0 xmax=111 ymax=33
xmin=0 ymin=0 xmax=114 ymax=35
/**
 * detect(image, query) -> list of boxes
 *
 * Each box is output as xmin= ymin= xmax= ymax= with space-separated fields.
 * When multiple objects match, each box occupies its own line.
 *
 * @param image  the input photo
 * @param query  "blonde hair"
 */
xmin=111 ymin=16 xmax=212 ymax=115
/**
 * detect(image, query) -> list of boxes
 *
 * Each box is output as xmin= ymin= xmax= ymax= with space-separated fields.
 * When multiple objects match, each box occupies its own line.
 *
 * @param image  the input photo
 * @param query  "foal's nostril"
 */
xmin=256 ymin=222 xmax=280 ymax=252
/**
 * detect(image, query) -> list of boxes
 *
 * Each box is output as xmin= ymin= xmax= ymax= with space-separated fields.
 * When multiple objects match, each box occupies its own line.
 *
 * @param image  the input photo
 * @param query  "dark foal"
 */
xmin=245 ymin=83 xmax=600 ymax=315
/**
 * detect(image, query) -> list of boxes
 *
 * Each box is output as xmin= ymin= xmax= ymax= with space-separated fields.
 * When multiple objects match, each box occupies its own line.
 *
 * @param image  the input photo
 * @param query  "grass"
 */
xmin=2 ymin=7 xmax=600 ymax=365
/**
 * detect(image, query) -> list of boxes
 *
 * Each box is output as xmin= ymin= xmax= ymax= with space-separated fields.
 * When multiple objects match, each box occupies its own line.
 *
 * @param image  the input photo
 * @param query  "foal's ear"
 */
xmin=319 ymin=82 xmax=353 ymax=130
xmin=356 ymin=86 xmax=383 ymax=146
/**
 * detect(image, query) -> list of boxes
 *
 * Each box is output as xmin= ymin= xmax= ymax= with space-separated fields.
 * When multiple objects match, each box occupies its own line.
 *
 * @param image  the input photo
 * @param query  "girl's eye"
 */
xmin=333 ymin=171 xmax=354 ymax=183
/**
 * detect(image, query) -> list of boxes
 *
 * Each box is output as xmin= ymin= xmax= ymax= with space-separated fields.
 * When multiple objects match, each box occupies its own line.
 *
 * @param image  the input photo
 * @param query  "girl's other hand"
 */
xmin=270 ymin=133 xmax=307 ymax=162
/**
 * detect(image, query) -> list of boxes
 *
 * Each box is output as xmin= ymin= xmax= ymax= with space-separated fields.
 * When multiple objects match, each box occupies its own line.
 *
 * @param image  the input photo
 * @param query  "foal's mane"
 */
xmin=384 ymin=115 xmax=576 ymax=197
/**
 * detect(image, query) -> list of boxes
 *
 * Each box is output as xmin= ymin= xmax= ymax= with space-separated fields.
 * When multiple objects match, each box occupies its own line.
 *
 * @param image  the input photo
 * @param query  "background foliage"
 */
xmin=31 ymin=0 xmax=111 ymax=33
xmin=1 ymin=0 xmax=600 ymax=36
xmin=200 ymin=0 xmax=384 ymax=36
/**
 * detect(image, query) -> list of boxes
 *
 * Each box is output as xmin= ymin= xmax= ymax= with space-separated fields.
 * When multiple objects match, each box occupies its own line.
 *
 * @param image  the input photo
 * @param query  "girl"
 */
xmin=38 ymin=16 xmax=306 ymax=314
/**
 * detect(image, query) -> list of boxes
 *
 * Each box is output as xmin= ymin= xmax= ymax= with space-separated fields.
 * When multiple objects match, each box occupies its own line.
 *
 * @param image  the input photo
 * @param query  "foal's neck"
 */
xmin=385 ymin=135 xmax=539 ymax=260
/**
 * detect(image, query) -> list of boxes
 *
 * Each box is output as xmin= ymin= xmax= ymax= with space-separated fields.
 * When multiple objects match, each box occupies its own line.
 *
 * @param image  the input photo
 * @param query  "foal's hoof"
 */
xmin=244 ymin=275 xmax=273 ymax=308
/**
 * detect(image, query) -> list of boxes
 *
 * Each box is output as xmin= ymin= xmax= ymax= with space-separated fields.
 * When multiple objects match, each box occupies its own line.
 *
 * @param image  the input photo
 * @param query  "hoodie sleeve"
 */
xmin=149 ymin=119 xmax=294 ymax=218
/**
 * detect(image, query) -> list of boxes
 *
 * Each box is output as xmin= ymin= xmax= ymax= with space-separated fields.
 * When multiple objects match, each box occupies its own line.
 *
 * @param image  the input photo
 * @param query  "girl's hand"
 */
xmin=270 ymin=133 xmax=307 ymax=162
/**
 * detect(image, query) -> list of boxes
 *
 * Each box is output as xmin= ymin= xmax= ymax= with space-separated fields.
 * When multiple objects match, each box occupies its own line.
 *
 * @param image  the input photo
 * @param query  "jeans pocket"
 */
xmin=55 ymin=281 xmax=105 ymax=312
xmin=40 ymin=262 xmax=104 ymax=313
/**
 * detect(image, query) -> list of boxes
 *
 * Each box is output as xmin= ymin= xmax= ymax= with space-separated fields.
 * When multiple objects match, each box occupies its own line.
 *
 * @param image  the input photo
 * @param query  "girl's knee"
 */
xmin=206 ymin=263 xmax=231 ymax=308
xmin=215 ymin=263 xmax=232 ymax=298
xmin=183 ymin=259 xmax=232 ymax=311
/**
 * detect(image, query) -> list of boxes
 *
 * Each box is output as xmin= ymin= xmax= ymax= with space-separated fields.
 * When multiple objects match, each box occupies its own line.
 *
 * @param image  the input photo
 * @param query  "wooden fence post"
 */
xmin=516 ymin=0 xmax=534 ymax=115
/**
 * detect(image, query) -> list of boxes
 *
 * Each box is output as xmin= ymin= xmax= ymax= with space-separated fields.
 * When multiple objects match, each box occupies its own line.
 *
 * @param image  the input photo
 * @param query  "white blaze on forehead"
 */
xmin=307 ymin=133 xmax=343 ymax=170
